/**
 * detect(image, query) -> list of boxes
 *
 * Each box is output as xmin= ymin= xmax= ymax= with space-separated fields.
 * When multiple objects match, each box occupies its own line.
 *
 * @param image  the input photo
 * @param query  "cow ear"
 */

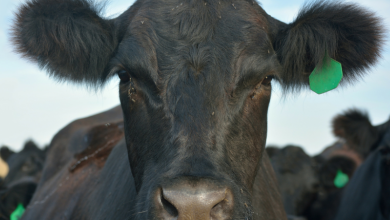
xmin=12 ymin=0 xmax=118 ymax=87
xmin=0 ymin=146 xmax=15 ymax=162
xmin=23 ymin=140 xmax=39 ymax=151
xmin=271 ymin=1 xmax=384 ymax=90
xmin=332 ymin=109 xmax=378 ymax=157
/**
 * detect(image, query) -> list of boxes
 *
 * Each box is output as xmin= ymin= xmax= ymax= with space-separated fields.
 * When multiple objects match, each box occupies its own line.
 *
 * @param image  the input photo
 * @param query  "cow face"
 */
xmin=12 ymin=0 xmax=383 ymax=219
xmin=332 ymin=109 xmax=380 ymax=159
xmin=1 ymin=141 xmax=45 ymax=185
xmin=268 ymin=146 xmax=319 ymax=215
xmin=116 ymin=4 xmax=276 ymax=218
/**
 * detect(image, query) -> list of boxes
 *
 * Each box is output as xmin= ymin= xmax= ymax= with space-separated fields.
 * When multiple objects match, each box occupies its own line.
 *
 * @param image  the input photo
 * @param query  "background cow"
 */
xmin=0 ymin=141 xmax=46 ymax=220
xmin=269 ymin=109 xmax=390 ymax=220
xmin=332 ymin=110 xmax=390 ymax=220
xmin=266 ymin=145 xmax=318 ymax=217
xmin=11 ymin=0 xmax=384 ymax=219
xmin=0 ymin=141 xmax=46 ymax=185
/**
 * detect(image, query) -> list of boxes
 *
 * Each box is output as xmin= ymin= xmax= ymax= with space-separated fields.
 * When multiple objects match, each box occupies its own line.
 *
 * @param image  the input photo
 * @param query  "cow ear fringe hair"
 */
xmin=332 ymin=108 xmax=379 ymax=157
xmin=11 ymin=0 xmax=117 ymax=88
xmin=273 ymin=0 xmax=385 ymax=92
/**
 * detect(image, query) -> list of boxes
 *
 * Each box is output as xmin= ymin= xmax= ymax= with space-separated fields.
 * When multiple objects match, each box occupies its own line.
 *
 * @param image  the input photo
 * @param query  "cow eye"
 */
xmin=261 ymin=75 xmax=274 ymax=86
xmin=117 ymin=70 xmax=130 ymax=82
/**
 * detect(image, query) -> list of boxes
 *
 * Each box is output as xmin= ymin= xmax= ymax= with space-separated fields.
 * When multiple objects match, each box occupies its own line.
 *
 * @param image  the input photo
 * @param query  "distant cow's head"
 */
xmin=0 ymin=141 xmax=46 ymax=185
xmin=332 ymin=109 xmax=382 ymax=159
xmin=12 ymin=0 xmax=383 ymax=219
xmin=267 ymin=145 xmax=319 ymax=216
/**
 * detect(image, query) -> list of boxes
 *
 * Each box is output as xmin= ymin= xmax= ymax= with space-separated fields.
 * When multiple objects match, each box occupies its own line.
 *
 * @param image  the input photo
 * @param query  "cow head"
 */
xmin=332 ymin=109 xmax=380 ymax=159
xmin=0 ymin=178 xmax=37 ymax=219
xmin=12 ymin=0 xmax=383 ymax=219
xmin=1 ymin=141 xmax=46 ymax=185
xmin=268 ymin=145 xmax=319 ymax=216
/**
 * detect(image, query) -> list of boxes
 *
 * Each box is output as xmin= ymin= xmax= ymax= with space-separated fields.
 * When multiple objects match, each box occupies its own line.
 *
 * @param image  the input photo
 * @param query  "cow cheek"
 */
xmin=241 ymin=91 xmax=270 ymax=188
xmin=119 ymin=87 xmax=144 ymax=187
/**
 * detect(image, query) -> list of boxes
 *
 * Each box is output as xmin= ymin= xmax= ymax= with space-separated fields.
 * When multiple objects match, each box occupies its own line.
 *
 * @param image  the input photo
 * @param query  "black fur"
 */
xmin=269 ymin=145 xmax=318 ymax=216
xmin=0 ymin=146 xmax=15 ymax=162
xmin=272 ymin=1 xmax=384 ymax=91
xmin=332 ymin=108 xmax=379 ymax=158
xmin=334 ymin=135 xmax=390 ymax=220
xmin=12 ymin=0 xmax=117 ymax=86
xmin=0 ymin=179 xmax=37 ymax=220
xmin=1 ymin=140 xmax=46 ymax=190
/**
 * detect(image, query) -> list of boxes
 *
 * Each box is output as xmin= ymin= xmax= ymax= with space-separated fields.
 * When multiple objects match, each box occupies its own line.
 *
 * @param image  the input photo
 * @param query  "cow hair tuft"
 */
xmin=23 ymin=140 xmax=39 ymax=151
xmin=273 ymin=1 xmax=385 ymax=91
xmin=11 ymin=0 xmax=117 ymax=88
xmin=332 ymin=108 xmax=379 ymax=158
xmin=0 ymin=146 xmax=15 ymax=162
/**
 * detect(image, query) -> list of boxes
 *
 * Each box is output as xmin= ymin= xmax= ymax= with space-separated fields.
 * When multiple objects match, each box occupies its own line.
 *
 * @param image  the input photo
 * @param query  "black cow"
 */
xmin=331 ymin=109 xmax=389 ymax=159
xmin=0 ymin=178 xmax=37 ymax=220
xmin=11 ymin=0 xmax=384 ymax=219
xmin=333 ymin=127 xmax=390 ymax=220
xmin=267 ymin=144 xmax=361 ymax=220
xmin=0 ymin=141 xmax=46 ymax=186
xmin=303 ymin=109 xmax=390 ymax=220
xmin=302 ymin=155 xmax=357 ymax=220
xmin=268 ymin=110 xmax=390 ymax=220
xmin=266 ymin=145 xmax=318 ymax=217
xmin=0 ymin=141 xmax=46 ymax=220
xmin=330 ymin=111 xmax=390 ymax=220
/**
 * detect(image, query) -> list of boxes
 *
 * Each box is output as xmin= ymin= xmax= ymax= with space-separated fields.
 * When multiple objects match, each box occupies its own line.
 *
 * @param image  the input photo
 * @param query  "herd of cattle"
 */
xmin=2 ymin=0 xmax=388 ymax=219
xmin=1 ymin=108 xmax=389 ymax=220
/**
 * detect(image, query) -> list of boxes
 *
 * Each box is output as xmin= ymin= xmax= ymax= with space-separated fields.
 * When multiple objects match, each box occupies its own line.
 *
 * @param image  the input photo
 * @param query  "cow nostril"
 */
xmin=160 ymin=191 xmax=179 ymax=217
xmin=210 ymin=190 xmax=234 ymax=219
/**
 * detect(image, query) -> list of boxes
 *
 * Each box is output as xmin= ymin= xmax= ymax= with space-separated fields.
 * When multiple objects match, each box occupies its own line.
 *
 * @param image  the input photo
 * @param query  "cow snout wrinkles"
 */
xmin=155 ymin=184 xmax=234 ymax=220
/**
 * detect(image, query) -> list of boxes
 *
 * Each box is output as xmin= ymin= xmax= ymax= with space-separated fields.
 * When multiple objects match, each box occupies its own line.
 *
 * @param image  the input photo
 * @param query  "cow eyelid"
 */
xmin=117 ymin=70 xmax=131 ymax=82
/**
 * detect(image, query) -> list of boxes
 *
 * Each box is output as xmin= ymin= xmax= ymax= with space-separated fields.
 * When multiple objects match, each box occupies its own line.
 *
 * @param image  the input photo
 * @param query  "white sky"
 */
xmin=0 ymin=0 xmax=389 ymax=154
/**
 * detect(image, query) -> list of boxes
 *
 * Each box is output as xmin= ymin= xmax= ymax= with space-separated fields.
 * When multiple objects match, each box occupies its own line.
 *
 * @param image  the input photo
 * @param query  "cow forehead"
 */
xmin=116 ymin=0 xmax=271 ymax=85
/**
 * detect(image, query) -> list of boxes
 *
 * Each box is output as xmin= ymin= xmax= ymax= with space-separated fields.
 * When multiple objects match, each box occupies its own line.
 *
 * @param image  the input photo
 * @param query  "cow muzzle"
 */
xmin=154 ymin=181 xmax=234 ymax=220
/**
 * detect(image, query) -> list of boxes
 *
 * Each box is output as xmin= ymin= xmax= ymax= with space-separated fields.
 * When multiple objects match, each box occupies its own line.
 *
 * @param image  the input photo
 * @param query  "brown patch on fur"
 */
xmin=69 ymin=121 xmax=124 ymax=172
xmin=329 ymin=144 xmax=363 ymax=168
xmin=320 ymin=141 xmax=362 ymax=168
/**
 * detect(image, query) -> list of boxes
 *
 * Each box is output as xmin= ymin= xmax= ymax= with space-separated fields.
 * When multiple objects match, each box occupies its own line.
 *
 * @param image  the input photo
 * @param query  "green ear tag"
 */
xmin=309 ymin=57 xmax=343 ymax=94
xmin=334 ymin=169 xmax=349 ymax=188
xmin=10 ymin=203 xmax=25 ymax=220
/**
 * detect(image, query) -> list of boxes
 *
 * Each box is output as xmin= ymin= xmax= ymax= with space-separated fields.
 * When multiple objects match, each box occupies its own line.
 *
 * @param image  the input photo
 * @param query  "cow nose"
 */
xmin=155 ymin=185 xmax=234 ymax=220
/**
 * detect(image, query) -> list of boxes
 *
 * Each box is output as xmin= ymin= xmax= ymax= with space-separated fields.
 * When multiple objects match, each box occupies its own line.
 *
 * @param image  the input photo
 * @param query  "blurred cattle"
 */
xmin=0 ymin=178 xmax=37 ymax=220
xmin=267 ymin=145 xmax=360 ymax=220
xmin=0 ymin=141 xmax=47 ymax=220
xmin=306 ymin=109 xmax=390 ymax=220
xmin=333 ymin=114 xmax=390 ymax=220
xmin=302 ymin=154 xmax=357 ymax=220
xmin=267 ymin=145 xmax=318 ymax=217
xmin=268 ymin=109 xmax=390 ymax=220
xmin=0 ymin=141 xmax=46 ymax=185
